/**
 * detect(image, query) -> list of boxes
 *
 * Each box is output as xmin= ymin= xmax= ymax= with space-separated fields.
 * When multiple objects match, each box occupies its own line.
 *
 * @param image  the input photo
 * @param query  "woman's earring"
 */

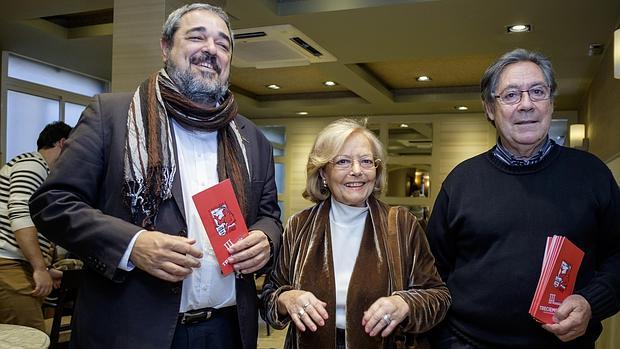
xmin=322 ymin=177 xmax=328 ymax=188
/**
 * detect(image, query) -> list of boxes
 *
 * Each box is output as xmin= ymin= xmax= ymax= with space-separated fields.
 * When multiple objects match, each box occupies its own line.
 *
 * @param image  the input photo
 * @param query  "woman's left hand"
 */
xmin=362 ymin=295 xmax=410 ymax=337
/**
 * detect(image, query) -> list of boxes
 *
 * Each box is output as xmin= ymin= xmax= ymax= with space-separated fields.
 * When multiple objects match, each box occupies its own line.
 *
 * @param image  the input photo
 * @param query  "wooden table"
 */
xmin=0 ymin=324 xmax=50 ymax=349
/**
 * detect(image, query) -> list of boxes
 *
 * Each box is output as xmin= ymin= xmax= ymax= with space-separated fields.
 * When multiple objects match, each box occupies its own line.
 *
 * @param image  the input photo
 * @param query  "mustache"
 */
xmin=190 ymin=52 xmax=220 ymax=74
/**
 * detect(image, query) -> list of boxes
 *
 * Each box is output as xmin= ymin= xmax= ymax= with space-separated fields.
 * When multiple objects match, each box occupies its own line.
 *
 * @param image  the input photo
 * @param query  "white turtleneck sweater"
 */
xmin=329 ymin=197 xmax=369 ymax=329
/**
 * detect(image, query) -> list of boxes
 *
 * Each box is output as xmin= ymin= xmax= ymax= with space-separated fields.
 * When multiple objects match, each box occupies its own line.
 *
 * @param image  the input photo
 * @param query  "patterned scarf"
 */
xmin=123 ymin=69 xmax=249 ymax=229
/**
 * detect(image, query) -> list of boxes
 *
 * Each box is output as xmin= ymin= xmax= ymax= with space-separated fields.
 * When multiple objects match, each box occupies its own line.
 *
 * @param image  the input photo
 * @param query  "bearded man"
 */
xmin=29 ymin=3 xmax=282 ymax=349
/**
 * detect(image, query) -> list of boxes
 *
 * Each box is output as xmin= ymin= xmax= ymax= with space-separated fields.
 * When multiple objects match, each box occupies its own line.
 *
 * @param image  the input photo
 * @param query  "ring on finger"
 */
xmin=298 ymin=309 xmax=305 ymax=317
xmin=302 ymin=302 xmax=311 ymax=310
xmin=382 ymin=313 xmax=392 ymax=326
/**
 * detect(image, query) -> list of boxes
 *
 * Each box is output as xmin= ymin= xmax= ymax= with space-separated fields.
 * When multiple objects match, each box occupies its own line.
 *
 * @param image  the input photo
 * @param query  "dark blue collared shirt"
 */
xmin=493 ymin=136 xmax=556 ymax=166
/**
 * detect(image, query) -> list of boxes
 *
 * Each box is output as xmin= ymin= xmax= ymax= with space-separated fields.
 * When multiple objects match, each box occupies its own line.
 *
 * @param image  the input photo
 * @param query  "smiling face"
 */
xmin=485 ymin=61 xmax=554 ymax=157
xmin=320 ymin=132 xmax=377 ymax=207
xmin=161 ymin=9 xmax=232 ymax=105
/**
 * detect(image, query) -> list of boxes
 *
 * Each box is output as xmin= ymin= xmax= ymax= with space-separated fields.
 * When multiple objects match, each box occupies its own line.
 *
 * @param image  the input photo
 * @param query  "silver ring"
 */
xmin=298 ymin=309 xmax=305 ymax=317
xmin=302 ymin=302 xmax=311 ymax=310
xmin=382 ymin=314 xmax=391 ymax=326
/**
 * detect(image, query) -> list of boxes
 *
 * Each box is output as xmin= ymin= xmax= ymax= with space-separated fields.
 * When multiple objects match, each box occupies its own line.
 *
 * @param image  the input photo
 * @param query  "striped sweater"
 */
xmin=0 ymin=151 xmax=54 ymax=262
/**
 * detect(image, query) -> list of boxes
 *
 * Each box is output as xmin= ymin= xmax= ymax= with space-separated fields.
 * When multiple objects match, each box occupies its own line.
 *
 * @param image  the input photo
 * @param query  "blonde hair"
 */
xmin=303 ymin=118 xmax=386 ymax=203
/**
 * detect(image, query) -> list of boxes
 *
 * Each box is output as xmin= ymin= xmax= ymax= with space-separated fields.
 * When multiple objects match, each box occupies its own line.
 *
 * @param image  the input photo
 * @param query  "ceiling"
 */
xmin=1 ymin=0 xmax=619 ymax=119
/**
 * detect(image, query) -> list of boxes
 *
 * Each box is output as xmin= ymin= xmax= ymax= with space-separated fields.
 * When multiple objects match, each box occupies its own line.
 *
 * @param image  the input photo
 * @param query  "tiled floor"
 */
xmin=257 ymin=320 xmax=286 ymax=349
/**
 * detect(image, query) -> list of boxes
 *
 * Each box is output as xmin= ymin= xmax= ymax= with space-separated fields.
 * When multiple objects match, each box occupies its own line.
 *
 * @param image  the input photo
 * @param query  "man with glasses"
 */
xmin=427 ymin=48 xmax=620 ymax=348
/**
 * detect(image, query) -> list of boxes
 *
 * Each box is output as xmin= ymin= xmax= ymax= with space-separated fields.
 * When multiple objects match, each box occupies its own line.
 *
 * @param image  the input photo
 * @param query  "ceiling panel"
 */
xmin=364 ymin=55 xmax=497 ymax=89
xmin=231 ymin=64 xmax=348 ymax=95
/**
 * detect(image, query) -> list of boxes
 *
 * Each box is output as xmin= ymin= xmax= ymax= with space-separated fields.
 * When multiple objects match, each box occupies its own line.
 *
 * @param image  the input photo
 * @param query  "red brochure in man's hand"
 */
xmin=192 ymin=179 xmax=248 ymax=275
xmin=529 ymin=235 xmax=584 ymax=324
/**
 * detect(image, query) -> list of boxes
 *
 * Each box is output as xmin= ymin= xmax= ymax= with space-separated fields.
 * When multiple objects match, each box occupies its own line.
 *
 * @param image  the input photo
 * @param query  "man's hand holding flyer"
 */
xmin=192 ymin=179 xmax=248 ymax=275
xmin=529 ymin=235 xmax=584 ymax=324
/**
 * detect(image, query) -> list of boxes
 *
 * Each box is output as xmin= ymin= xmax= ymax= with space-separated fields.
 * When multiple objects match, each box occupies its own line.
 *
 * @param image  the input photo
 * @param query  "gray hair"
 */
xmin=303 ymin=118 xmax=386 ymax=203
xmin=161 ymin=3 xmax=233 ymax=50
xmin=481 ymin=48 xmax=557 ymax=120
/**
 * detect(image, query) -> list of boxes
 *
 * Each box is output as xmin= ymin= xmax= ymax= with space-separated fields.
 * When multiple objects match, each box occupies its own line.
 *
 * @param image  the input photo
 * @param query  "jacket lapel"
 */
xmin=297 ymin=200 xmax=337 ymax=349
xmin=169 ymin=124 xmax=186 ymax=222
xmin=345 ymin=197 xmax=390 ymax=349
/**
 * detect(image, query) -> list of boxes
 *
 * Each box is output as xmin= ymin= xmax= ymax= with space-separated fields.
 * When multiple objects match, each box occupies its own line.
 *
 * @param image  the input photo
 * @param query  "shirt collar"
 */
xmin=493 ymin=136 xmax=555 ymax=166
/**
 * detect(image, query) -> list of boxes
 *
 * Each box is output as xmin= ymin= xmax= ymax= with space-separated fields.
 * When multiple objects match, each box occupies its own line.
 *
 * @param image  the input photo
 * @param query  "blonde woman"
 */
xmin=261 ymin=119 xmax=450 ymax=349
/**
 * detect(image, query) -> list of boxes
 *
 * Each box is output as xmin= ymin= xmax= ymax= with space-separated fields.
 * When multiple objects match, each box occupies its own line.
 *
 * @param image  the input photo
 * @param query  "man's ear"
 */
xmin=549 ymin=99 xmax=555 ymax=114
xmin=160 ymin=39 xmax=169 ymax=62
xmin=483 ymin=102 xmax=496 ymax=122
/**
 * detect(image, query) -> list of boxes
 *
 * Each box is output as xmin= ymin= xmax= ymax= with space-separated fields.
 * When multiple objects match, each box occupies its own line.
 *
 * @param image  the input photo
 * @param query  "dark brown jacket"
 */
xmin=261 ymin=196 xmax=450 ymax=349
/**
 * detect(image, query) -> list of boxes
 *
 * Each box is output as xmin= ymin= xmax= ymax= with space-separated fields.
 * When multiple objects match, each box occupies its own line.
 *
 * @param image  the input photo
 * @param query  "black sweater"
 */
xmin=427 ymin=145 xmax=620 ymax=348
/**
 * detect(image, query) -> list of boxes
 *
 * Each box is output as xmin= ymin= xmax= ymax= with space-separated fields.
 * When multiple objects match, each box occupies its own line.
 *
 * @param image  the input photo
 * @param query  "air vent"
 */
xmin=234 ymin=31 xmax=266 ymax=39
xmin=232 ymin=24 xmax=336 ymax=69
xmin=289 ymin=37 xmax=322 ymax=57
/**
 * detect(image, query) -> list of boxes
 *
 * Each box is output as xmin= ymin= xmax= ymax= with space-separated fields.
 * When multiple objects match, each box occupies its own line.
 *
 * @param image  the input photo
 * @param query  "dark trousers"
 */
xmin=336 ymin=328 xmax=346 ymax=349
xmin=428 ymin=325 xmax=477 ymax=349
xmin=171 ymin=307 xmax=243 ymax=349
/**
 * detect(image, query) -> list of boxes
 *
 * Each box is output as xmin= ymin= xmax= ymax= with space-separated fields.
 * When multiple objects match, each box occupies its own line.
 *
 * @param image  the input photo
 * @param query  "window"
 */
xmin=64 ymin=102 xmax=87 ymax=127
xmin=8 ymin=54 xmax=106 ymax=97
xmin=549 ymin=119 xmax=568 ymax=146
xmin=369 ymin=120 xmax=433 ymax=216
xmin=386 ymin=164 xmax=431 ymax=198
xmin=274 ymin=163 xmax=285 ymax=195
xmin=259 ymin=126 xmax=286 ymax=195
xmin=258 ymin=125 xmax=286 ymax=221
xmin=2 ymin=52 xmax=108 ymax=162
xmin=6 ymin=91 xmax=59 ymax=159
xmin=259 ymin=126 xmax=286 ymax=157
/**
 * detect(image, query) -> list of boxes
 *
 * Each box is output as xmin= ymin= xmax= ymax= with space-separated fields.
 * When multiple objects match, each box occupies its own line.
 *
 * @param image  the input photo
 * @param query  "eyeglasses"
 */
xmin=493 ymin=85 xmax=551 ymax=105
xmin=329 ymin=156 xmax=380 ymax=171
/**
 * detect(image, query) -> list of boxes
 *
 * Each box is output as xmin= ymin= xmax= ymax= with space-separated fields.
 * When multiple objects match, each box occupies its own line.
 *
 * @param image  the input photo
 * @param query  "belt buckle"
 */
xmin=180 ymin=309 xmax=213 ymax=325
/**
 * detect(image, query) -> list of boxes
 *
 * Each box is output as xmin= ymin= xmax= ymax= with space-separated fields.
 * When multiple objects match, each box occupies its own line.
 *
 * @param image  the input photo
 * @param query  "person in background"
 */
xmin=29 ymin=3 xmax=282 ymax=349
xmin=427 ymin=48 xmax=620 ymax=348
xmin=0 ymin=121 xmax=72 ymax=331
xmin=261 ymin=118 xmax=450 ymax=349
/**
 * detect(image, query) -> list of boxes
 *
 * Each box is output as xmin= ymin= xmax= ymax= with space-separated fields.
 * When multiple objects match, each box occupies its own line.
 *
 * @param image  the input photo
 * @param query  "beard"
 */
xmin=165 ymin=52 xmax=229 ymax=105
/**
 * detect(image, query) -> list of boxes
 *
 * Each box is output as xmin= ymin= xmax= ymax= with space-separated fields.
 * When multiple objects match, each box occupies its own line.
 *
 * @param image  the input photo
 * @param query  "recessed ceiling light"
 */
xmin=416 ymin=75 xmax=431 ymax=82
xmin=323 ymin=80 xmax=337 ymax=86
xmin=296 ymin=111 xmax=309 ymax=116
xmin=266 ymin=84 xmax=281 ymax=90
xmin=507 ymin=24 xmax=531 ymax=33
xmin=400 ymin=123 xmax=409 ymax=128
xmin=455 ymin=106 xmax=468 ymax=111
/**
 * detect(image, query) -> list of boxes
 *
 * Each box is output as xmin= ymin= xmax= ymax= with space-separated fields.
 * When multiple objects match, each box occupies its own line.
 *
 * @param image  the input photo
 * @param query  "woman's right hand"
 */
xmin=277 ymin=290 xmax=329 ymax=332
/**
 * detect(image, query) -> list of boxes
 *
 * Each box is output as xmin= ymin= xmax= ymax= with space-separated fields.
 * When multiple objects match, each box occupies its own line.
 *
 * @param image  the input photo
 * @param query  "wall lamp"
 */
xmin=569 ymin=124 xmax=589 ymax=150
xmin=615 ymin=26 xmax=619 ymax=79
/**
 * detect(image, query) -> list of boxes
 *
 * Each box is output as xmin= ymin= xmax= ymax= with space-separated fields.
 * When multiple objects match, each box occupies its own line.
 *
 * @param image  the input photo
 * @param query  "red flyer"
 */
xmin=192 ymin=179 xmax=248 ymax=275
xmin=529 ymin=235 xmax=584 ymax=324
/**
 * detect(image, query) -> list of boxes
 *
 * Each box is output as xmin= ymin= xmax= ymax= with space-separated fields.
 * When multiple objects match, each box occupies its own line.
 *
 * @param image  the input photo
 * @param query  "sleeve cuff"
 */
xmin=265 ymin=285 xmax=294 ymax=329
xmin=117 ymin=230 xmax=145 ymax=271
xmin=11 ymin=216 xmax=35 ymax=232
xmin=577 ymin=281 xmax=620 ymax=320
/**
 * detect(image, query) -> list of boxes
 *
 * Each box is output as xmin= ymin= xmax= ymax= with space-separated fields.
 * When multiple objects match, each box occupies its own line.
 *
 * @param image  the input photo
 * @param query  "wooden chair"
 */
xmin=255 ymin=275 xmax=271 ymax=336
xmin=43 ymin=269 xmax=83 ymax=349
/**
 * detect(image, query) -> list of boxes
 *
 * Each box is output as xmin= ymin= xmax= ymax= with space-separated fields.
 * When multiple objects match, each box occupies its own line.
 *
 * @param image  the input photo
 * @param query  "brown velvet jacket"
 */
xmin=261 ymin=196 xmax=450 ymax=349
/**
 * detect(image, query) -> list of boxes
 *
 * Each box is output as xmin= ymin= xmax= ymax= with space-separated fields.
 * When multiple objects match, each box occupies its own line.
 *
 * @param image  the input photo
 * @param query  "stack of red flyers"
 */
xmin=192 ymin=179 xmax=248 ymax=275
xmin=529 ymin=235 xmax=584 ymax=324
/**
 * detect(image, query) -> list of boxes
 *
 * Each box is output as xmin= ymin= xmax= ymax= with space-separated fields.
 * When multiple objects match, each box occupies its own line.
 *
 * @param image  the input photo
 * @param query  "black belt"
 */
xmin=178 ymin=306 xmax=234 ymax=325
